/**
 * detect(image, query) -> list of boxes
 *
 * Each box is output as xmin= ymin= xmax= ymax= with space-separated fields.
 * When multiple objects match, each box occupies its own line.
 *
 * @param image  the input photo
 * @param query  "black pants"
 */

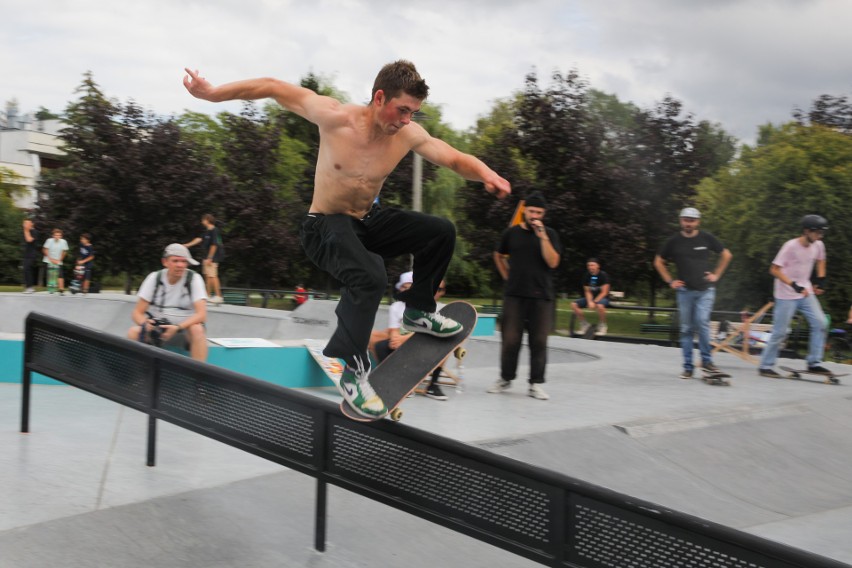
xmin=500 ymin=296 xmax=552 ymax=384
xmin=23 ymin=256 xmax=38 ymax=288
xmin=300 ymin=206 xmax=456 ymax=368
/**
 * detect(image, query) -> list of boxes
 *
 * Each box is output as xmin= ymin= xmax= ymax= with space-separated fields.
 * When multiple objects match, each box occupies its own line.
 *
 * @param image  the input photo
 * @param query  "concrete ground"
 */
xmin=1 ymin=292 xmax=851 ymax=567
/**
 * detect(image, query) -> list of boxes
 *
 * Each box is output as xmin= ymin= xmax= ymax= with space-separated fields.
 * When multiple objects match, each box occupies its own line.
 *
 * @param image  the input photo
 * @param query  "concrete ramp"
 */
xmin=0 ymin=293 xmax=346 ymax=340
xmin=481 ymin=396 xmax=852 ymax=541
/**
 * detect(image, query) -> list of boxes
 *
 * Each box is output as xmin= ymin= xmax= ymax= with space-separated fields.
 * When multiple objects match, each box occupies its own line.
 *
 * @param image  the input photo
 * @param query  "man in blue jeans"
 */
xmin=654 ymin=208 xmax=733 ymax=379
xmin=758 ymin=215 xmax=830 ymax=377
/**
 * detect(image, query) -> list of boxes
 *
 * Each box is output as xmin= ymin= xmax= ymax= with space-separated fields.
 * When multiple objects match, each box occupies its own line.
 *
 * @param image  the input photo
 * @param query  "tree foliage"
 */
xmin=36 ymin=72 xmax=227 ymax=292
xmin=459 ymin=70 xmax=736 ymax=301
xmin=0 ymin=192 xmax=24 ymax=282
xmin=696 ymin=123 xmax=852 ymax=319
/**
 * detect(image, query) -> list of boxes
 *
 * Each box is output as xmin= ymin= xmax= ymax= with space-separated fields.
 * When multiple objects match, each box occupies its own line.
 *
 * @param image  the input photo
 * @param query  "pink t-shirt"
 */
xmin=772 ymin=237 xmax=826 ymax=300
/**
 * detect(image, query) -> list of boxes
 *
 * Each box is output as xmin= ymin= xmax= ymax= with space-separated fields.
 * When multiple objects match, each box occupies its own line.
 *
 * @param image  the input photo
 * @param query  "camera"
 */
xmin=142 ymin=312 xmax=172 ymax=347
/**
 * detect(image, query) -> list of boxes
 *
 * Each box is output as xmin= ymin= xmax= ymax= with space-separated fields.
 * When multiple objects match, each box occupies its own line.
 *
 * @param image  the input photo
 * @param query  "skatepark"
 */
xmin=2 ymin=292 xmax=852 ymax=567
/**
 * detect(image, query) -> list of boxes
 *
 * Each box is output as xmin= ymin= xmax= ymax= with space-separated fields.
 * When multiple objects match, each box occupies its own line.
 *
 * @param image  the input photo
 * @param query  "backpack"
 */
xmin=151 ymin=269 xmax=197 ymax=311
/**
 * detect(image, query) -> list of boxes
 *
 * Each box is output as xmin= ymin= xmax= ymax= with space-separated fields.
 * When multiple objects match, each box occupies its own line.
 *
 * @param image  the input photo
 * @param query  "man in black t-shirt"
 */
xmin=22 ymin=219 xmax=39 ymax=293
xmin=654 ymin=207 xmax=733 ymax=380
xmin=490 ymin=192 xmax=562 ymax=400
xmin=184 ymin=214 xmax=225 ymax=304
xmin=570 ymin=258 xmax=611 ymax=336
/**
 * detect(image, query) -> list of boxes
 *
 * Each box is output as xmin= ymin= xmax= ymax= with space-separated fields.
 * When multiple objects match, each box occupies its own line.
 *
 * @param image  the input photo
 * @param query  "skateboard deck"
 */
xmin=779 ymin=366 xmax=846 ymax=385
xmin=47 ymin=264 xmax=59 ymax=293
xmin=582 ymin=324 xmax=597 ymax=340
xmin=69 ymin=265 xmax=85 ymax=294
xmin=305 ymin=338 xmax=344 ymax=382
xmin=700 ymin=369 xmax=731 ymax=386
xmin=341 ymin=301 xmax=477 ymax=422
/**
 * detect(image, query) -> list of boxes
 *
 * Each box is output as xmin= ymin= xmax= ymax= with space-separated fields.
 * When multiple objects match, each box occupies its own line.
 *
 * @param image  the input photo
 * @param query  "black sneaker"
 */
xmin=425 ymin=383 xmax=448 ymax=401
xmin=808 ymin=364 xmax=831 ymax=374
xmin=759 ymin=368 xmax=782 ymax=378
xmin=679 ymin=369 xmax=693 ymax=379
xmin=702 ymin=362 xmax=720 ymax=373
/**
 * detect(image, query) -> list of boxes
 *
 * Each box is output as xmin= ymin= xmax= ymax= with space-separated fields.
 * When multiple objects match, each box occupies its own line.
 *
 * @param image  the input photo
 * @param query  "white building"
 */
xmin=0 ymin=102 xmax=65 ymax=210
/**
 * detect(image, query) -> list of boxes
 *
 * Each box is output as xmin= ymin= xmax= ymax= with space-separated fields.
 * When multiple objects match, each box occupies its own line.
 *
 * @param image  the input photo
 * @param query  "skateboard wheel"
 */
xmin=455 ymin=347 xmax=466 ymax=360
xmin=390 ymin=408 xmax=403 ymax=421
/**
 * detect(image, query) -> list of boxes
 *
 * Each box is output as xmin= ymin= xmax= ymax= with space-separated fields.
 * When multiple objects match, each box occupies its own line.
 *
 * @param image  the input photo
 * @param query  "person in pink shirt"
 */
xmin=758 ymin=215 xmax=830 ymax=377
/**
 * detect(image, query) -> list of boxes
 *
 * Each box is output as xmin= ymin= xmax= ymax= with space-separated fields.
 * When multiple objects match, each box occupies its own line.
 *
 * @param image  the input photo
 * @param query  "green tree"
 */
xmin=459 ymin=70 xmax=736 ymax=301
xmin=697 ymin=123 xmax=852 ymax=319
xmin=0 ymin=166 xmax=24 ymax=200
xmin=37 ymin=72 xmax=226 ymax=292
xmin=0 ymin=192 xmax=24 ymax=282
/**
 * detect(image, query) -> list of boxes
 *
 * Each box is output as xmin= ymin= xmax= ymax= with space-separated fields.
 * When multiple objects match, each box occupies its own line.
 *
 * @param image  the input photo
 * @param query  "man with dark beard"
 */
xmin=654 ymin=208 xmax=733 ymax=380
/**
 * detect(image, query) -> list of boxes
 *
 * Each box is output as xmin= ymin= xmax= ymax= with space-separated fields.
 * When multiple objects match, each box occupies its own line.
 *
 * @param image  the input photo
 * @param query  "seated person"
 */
xmin=570 ymin=258 xmax=611 ymax=336
xmin=127 ymin=243 xmax=209 ymax=361
xmin=369 ymin=272 xmax=450 ymax=401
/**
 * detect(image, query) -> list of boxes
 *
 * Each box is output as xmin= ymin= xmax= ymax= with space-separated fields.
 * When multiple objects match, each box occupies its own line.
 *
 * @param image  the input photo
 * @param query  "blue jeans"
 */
xmin=759 ymin=295 xmax=826 ymax=369
xmin=676 ymin=287 xmax=716 ymax=371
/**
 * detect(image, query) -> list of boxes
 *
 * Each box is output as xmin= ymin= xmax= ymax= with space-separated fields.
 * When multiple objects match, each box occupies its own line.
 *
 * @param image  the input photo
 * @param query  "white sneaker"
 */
xmin=209 ymin=295 xmax=224 ymax=304
xmin=487 ymin=379 xmax=512 ymax=393
xmin=595 ymin=324 xmax=608 ymax=336
xmin=577 ymin=321 xmax=591 ymax=335
xmin=528 ymin=384 xmax=550 ymax=400
xmin=23 ymin=288 xmax=35 ymax=294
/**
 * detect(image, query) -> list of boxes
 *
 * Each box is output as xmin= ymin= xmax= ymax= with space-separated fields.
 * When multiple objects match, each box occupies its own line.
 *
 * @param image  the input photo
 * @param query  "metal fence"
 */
xmin=19 ymin=312 xmax=847 ymax=567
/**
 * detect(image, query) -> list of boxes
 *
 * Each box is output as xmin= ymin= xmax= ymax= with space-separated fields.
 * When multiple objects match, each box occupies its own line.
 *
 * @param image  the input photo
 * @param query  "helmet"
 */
xmin=801 ymin=214 xmax=828 ymax=231
xmin=679 ymin=207 xmax=701 ymax=219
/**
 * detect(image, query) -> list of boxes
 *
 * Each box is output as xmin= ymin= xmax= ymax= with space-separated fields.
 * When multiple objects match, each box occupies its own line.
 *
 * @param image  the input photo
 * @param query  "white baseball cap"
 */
xmin=395 ymin=271 xmax=413 ymax=290
xmin=163 ymin=243 xmax=199 ymax=265
xmin=679 ymin=207 xmax=701 ymax=219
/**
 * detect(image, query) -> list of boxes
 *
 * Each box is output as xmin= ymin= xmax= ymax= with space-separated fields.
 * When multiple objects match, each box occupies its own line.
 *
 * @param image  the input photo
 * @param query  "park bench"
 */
xmin=222 ymin=290 xmax=250 ymax=306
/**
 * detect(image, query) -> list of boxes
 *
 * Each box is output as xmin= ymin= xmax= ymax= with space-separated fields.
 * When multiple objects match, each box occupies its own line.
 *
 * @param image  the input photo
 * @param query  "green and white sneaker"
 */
xmin=337 ymin=357 xmax=387 ymax=418
xmin=402 ymin=307 xmax=463 ymax=337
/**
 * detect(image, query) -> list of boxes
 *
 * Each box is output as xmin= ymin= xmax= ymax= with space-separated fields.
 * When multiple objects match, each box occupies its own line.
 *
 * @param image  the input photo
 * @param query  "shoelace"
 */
xmin=429 ymin=311 xmax=455 ymax=330
xmin=351 ymin=355 xmax=378 ymax=400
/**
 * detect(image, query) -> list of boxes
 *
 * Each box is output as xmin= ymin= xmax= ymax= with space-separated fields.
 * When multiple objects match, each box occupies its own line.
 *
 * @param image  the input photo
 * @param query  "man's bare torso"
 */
xmin=309 ymin=104 xmax=417 ymax=219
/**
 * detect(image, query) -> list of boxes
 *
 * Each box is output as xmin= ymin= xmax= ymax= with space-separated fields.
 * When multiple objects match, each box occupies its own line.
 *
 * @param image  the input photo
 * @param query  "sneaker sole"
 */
xmin=402 ymin=323 xmax=463 ymax=338
xmin=425 ymin=393 xmax=448 ymax=401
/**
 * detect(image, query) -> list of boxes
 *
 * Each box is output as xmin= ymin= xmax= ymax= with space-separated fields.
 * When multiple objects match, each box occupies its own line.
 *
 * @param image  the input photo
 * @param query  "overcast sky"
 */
xmin=3 ymin=0 xmax=851 ymax=145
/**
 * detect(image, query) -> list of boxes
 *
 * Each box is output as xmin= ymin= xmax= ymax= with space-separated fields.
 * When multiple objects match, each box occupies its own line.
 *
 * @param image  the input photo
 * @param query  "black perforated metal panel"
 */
xmin=571 ymin=495 xmax=779 ymax=568
xmin=330 ymin=423 xmax=554 ymax=548
xmin=31 ymin=327 xmax=150 ymax=399
xmin=158 ymin=365 xmax=318 ymax=461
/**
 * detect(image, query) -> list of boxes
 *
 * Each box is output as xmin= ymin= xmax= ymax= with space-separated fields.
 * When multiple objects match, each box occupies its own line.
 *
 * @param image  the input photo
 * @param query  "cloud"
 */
xmin=3 ymin=0 xmax=851 ymax=145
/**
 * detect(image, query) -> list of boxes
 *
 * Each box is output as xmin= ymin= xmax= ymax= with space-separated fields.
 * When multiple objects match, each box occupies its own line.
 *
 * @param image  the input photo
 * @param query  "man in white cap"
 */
xmin=127 ymin=243 xmax=209 ymax=361
xmin=369 ymin=272 xmax=451 ymax=400
xmin=654 ymin=208 xmax=732 ymax=380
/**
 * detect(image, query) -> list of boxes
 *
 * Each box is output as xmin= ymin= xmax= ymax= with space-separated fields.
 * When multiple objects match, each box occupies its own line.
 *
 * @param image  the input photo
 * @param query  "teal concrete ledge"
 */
xmin=473 ymin=314 xmax=496 ymax=336
xmin=2 ymin=315 xmax=493 ymax=387
xmin=1 ymin=340 xmax=328 ymax=389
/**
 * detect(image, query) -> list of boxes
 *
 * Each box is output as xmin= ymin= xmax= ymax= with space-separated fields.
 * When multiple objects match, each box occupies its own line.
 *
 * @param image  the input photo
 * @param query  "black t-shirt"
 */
xmin=496 ymin=225 xmax=562 ymax=300
xmin=22 ymin=228 xmax=40 ymax=259
xmin=200 ymin=226 xmax=224 ymax=262
xmin=658 ymin=231 xmax=725 ymax=291
xmin=583 ymin=270 xmax=610 ymax=296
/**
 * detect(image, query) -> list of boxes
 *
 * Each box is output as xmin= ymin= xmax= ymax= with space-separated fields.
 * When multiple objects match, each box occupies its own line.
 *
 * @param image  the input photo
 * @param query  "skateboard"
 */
xmin=69 ymin=265 xmax=86 ymax=294
xmin=779 ymin=366 xmax=846 ymax=385
xmin=340 ymin=301 xmax=476 ymax=422
xmin=700 ymin=368 xmax=732 ymax=386
xmin=305 ymin=338 xmax=344 ymax=382
xmin=47 ymin=264 xmax=59 ymax=293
